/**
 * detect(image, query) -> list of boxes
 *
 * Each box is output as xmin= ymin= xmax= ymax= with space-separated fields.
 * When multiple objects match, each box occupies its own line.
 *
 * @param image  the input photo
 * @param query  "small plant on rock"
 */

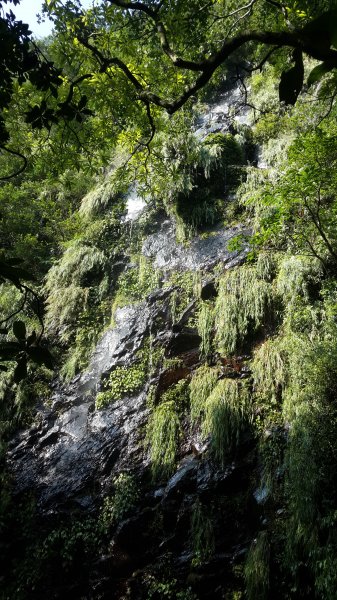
xmin=99 ymin=472 xmax=139 ymax=531
xmin=95 ymin=363 xmax=147 ymax=409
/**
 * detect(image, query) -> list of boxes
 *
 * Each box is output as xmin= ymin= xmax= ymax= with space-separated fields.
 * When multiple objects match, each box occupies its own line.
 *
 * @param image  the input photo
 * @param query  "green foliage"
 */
xmin=145 ymin=574 xmax=198 ymax=599
xmin=255 ymin=252 xmax=277 ymax=282
xmin=172 ymin=133 xmax=244 ymax=237
xmin=165 ymin=270 xmax=200 ymax=323
xmin=80 ymin=174 xmax=127 ymax=217
xmin=45 ymin=240 xmax=107 ymax=342
xmin=244 ymin=531 xmax=270 ymax=600
xmin=276 ymin=255 xmax=323 ymax=303
xmin=111 ymin=255 xmax=161 ymax=318
xmin=0 ymin=171 xmax=89 ymax=276
xmin=189 ymin=365 xmax=219 ymax=424
xmin=197 ymin=301 xmax=214 ymax=359
xmin=146 ymin=400 xmax=181 ymax=481
xmin=191 ymin=499 xmax=215 ymax=566
xmin=249 ymin=277 xmax=337 ymax=596
xmin=248 ymin=124 xmax=337 ymax=266
xmin=2 ymin=364 xmax=53 ymax=433
xmin=251 ymin=338 xmax=287 ymax=406
xmin=100 ymin=473 xmax=139 ymax=531
xmin=205 ymin=132 xmax=245 ymax=188
xmin=0 ymin=319 xmax=53 ymax=384
xmin=95 ymin=362 xmax=147 ymax=409
xmin=259 ymin=427 xmax=285 ymax=498
xmin=4 ymin=4 xmax=337 ymax=596
xmin=203 ymin=378 xmax=251 ymax=464
xmin=162 ymin=356 xmax=184 ymax=371
xmin=40 ymin=518 xmax=99 ymax=565
xmin=160 ymin=379 xmax=190 ymax=414
xmin=214 ymin=265 xmax=272 ymax=355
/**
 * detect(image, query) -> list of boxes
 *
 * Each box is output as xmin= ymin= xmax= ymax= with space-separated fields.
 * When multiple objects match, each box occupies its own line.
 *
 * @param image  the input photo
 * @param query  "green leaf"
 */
xmin=13 ymin=320 xmax=26 ymax=341
xmin=302 ymin=10 xmax=337 ymax=50
xmin=0 ymin=260 xmax=35 ymax=286
xmin=26 ymin=331 xmax=37 ymax=346
xmin=279 ymin=49 xmax=304 ymax=105
xmin=307 ymin=61 xmax=336 ymax=87
xmin=27 ymin=346 xmax=54 ymax=370
xmin=13 ymin=357 xmax=27 ymax=383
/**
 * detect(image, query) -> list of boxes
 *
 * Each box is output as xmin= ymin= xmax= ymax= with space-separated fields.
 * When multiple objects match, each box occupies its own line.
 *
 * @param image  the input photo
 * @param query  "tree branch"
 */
xmin=0 ymin=146 xmax=28 ymax=180
xmin=303 ymin=197 xmax=337 ymax=261
xmin=62 ymin=73 xmax=93 ymax=105
xmin=77 ymin=34 xmax=144 ymax=90
xmin=0 ymin=289 xmax=28 ymax=326
xmin=108 ymin=0 xmax=206 ymax=71
xmin=76 ymin=13 xmax=337 ymax=118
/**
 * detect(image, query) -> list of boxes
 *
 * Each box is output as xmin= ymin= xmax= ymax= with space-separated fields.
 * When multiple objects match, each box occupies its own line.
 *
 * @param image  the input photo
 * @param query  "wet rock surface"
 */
xmin=7 ymin=212 xmax=249 ymax=514
xmin=142 ymin=219 xmax=248 ymax=272
xmin=5 ymin=87 xmax=258 ymax=599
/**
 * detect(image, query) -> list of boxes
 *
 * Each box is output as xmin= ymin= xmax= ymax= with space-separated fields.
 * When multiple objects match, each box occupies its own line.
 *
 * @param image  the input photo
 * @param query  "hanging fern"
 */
xmin=251 ymin=337 xmax=287 ymax=405
xmin=244 ymin=531 xmax=270 ymax=600
xmin=214 ymin=265 xmax=272 ymax=354
xmin=255 ymin=252 xmax=277 ymax=282
xmin=203 ymin=378 xmax=251 ymax=464
xmin=146 ymin=400 xmax=181 ymax=481
xmin=189 ymin=364 xmax=219 ymax=424
xmin=276 ymin=255 xmax=323 ymax=304
xmin=45 ymin=242 xmax=107 ymax=341
xmin=197 ymin=302 xmax=214 ymax=359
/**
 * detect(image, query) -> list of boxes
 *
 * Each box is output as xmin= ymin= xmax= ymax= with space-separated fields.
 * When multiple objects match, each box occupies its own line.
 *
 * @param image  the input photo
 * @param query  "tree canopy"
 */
xmin=1 ymin=0 xmax=337 ymax=177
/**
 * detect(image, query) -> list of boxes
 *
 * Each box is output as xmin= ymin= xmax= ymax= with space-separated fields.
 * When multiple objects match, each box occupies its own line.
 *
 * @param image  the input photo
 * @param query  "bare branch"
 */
xmin=212 ymin=0 xmax=258 ymax=22
xmin=144 ymin=101 xmax=156 ymax=149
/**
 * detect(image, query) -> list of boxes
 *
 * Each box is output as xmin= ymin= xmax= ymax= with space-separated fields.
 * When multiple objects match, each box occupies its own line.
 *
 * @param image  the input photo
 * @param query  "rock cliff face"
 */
xmin=4 ymin=87 xmax=262 ymax=599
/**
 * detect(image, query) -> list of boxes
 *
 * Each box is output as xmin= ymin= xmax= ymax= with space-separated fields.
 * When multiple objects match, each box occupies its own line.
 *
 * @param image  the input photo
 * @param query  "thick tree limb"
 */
xmin=77 ymin=10 xmax=337 ymax=116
